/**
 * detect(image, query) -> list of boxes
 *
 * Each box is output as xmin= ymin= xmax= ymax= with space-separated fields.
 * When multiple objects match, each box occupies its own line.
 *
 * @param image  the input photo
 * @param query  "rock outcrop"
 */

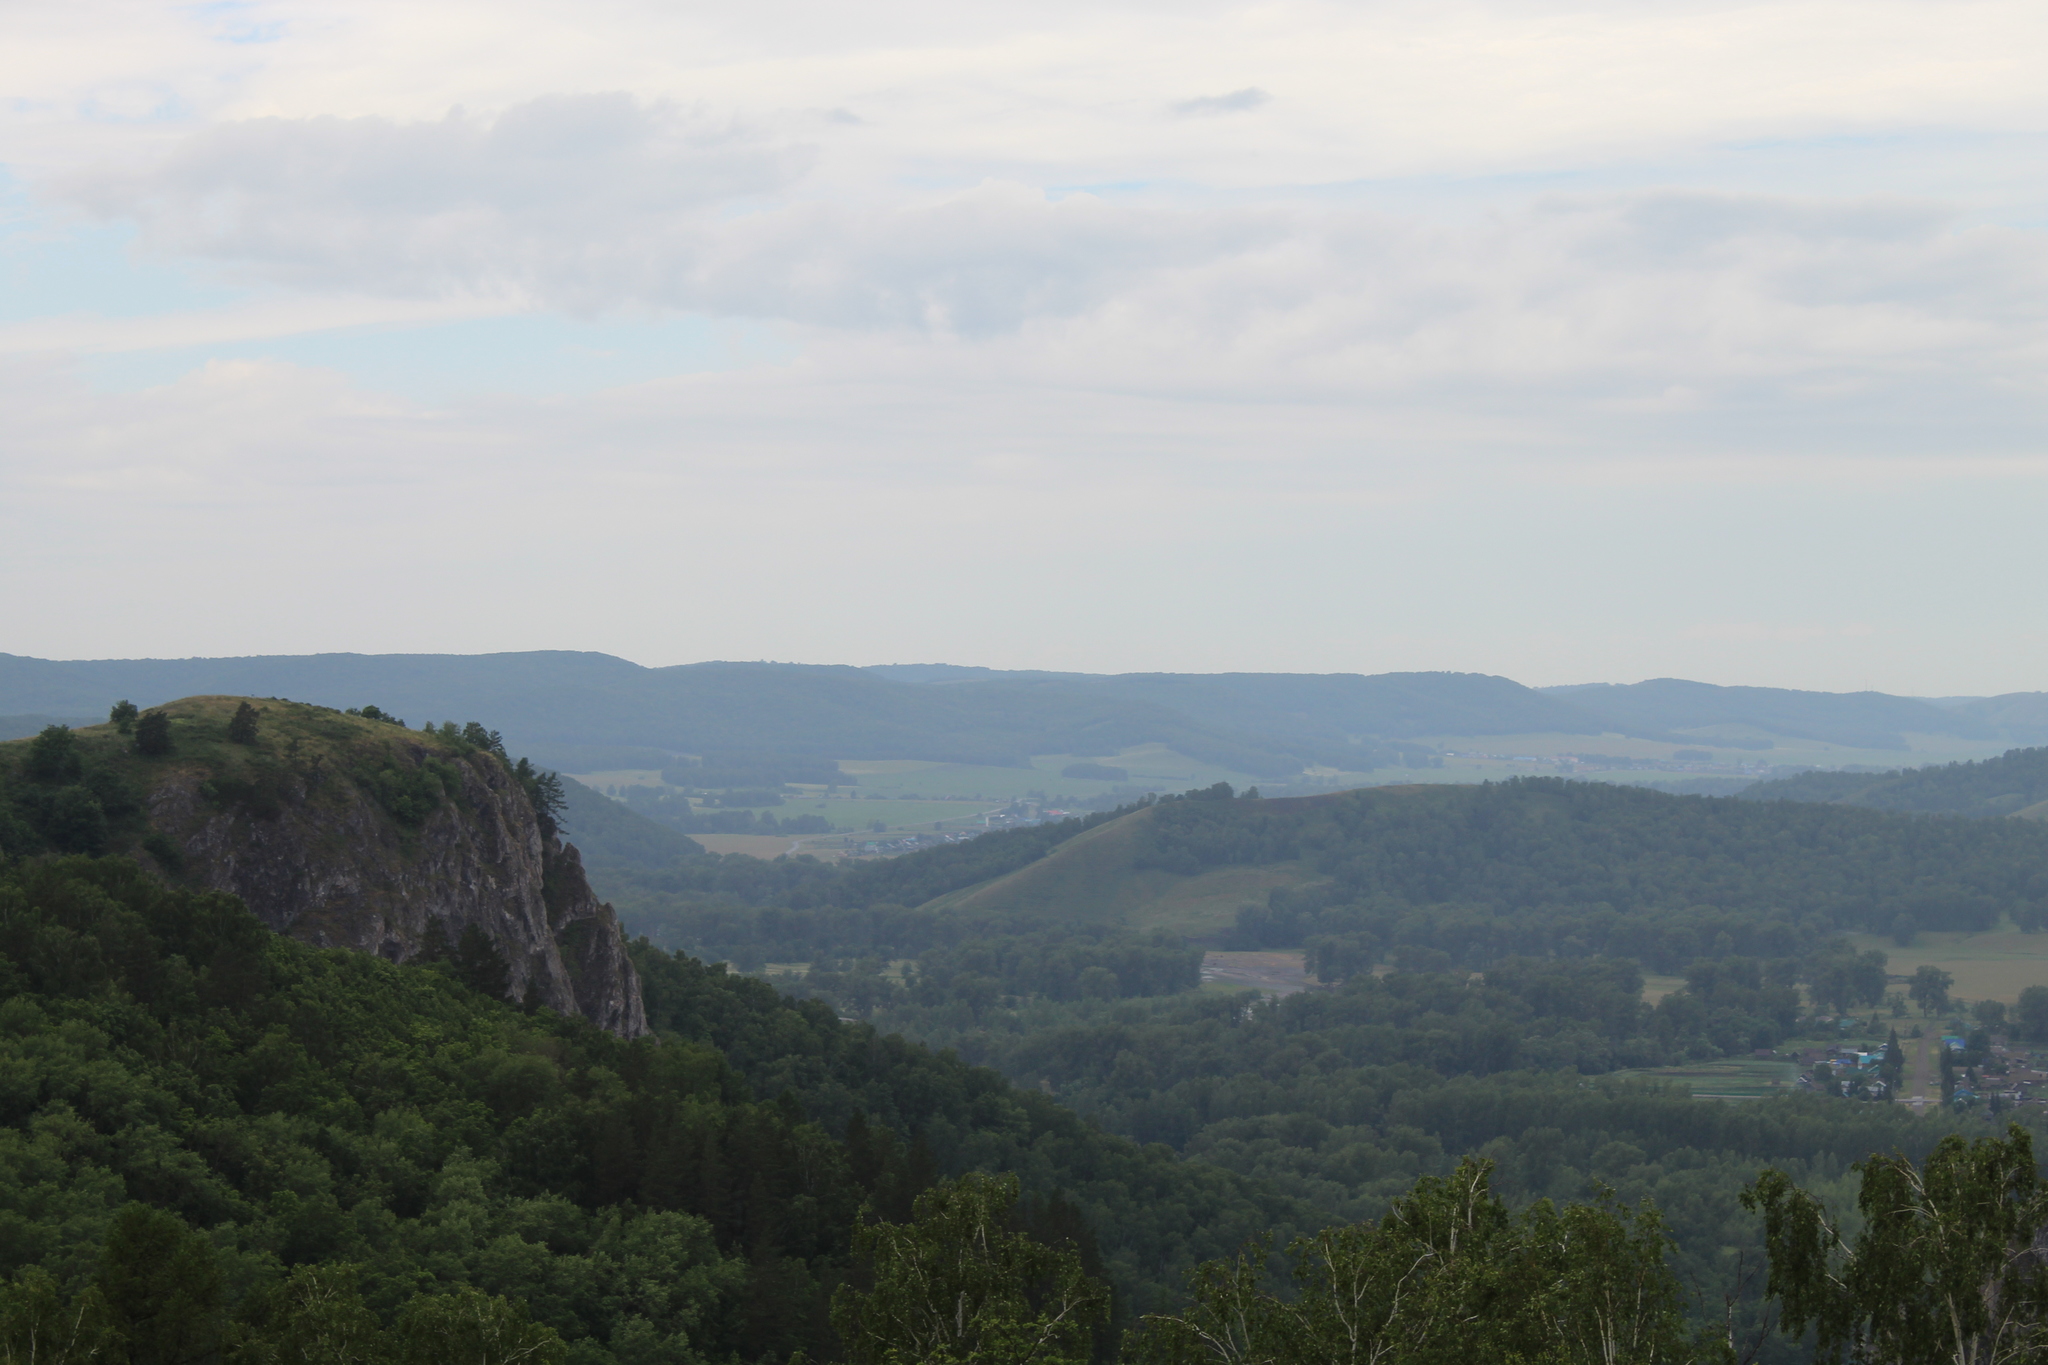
xmin=139 ymin=698 xmax=647 ymax=1036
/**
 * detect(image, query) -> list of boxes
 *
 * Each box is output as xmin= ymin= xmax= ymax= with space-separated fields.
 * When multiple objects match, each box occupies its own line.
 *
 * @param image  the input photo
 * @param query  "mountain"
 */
xmin=869 ymin=667 xmax=1615 ymax=743
xmin=1739 ymin=745 xmax=2048 ymax=818
xmin=5 ymin=653 xmax=2043 ymax=781
xmin=1540 ymin=678 xmax=1998 ymax=750
xmin=0 ymin=696 xmax=646 ymax=1035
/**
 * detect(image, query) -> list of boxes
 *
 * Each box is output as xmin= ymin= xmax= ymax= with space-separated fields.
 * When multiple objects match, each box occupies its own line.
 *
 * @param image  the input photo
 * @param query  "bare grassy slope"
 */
xmin=926 ymin=802 xmax=1323 ymax=934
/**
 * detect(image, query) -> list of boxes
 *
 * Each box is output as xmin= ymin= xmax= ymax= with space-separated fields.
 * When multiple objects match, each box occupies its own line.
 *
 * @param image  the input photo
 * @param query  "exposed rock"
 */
xmin=138 ymin=699 xmax=646 ymax=1036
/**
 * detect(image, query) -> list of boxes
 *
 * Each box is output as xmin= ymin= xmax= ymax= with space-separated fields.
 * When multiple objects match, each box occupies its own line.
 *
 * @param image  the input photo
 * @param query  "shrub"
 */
xmin=108 ymin=700 xmax=139 ymax=734
xmin=23 ymin=726 xmax=81 ymax=784
xmin=226 ymin=702 xmax=260 ymax=745
xmin=135 ymin=711 xmax=174 ymax=757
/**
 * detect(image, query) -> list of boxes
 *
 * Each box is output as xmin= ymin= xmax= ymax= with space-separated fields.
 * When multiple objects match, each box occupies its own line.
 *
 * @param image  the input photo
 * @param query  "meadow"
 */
xmin=1845 ymin=924 xmax=2048 ymax=1004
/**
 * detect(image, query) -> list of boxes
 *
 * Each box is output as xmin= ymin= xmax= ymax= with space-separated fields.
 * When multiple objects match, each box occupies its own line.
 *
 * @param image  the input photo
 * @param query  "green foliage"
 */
xmin=2020 ymin=986 xmax=2048 ymax=1042
xmin=395 ymin=1287 xmax=565 ymax=1365
xmin=1743 ymin=1124 xmax=2048 ymax=1364
xmin=0 ymin=854 xmax=1309 ymax=1356
xmin=831 ymin=1172 xmax=1108 ymax=1365
xmin=240 ymin=1263 xmax=388 ymax=1365
xmin=1128 ymin=1157 xmax=1704 ymax=1365
xmin=1 ymin=727 xmax=143 ymax=860
xmin=228 ymin=702 xmax=262 ymax=746
xmin=108 ymin=701 xmax=139 ymax=736
xmin=0 ymin=1265 xmax=116 ymax=1363
xmin=97 ymin=1203 xmax=226 ymax=1364
xmin=1743 ymin=745 xmax=2048 ymax=817
xmin=24 ymin=728 xmax=82 ymax=785
xmin=354 ymin=759 xmax=445 ymax=827
xmin=660 ymin=755 xmax=843 ymax=791
xmin=1909 ymin=964 xmax=1954 ymax=1016
xmin=134 ymin=711 xmax=173 ymax=757
xmin=0 ymin=856 xmax=842 ymax=1360
xmin=628 ymin=945 xmax=1306 ymax=1315
xmin=511 ymin=759 xmax=565 ymax=837
xmin=1168 ymin=778 xmax=2048 ymax=944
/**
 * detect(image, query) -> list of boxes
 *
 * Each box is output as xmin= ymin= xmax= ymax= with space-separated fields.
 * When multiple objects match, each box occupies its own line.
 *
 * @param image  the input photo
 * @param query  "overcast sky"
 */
xmin=5 ymin=0 xmax=2048 ymax=693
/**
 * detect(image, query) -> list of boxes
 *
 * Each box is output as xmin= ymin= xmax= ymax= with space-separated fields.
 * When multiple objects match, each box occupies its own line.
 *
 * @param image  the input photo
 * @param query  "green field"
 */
xmin=1609 ymin=1057 xmax=1802 ymax=1100
xmin=1412 ymin=729 xmax=2014 ymax=789
xmin=1844 ymin=924 xmax=2048 ymax=1005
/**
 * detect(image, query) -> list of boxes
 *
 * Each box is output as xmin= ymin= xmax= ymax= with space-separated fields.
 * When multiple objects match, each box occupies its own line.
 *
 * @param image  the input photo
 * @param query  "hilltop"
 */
xmin=0 ymin=696 xmax=645 ymax=1034
xmin=850 ymin=780 xmax=2048 ymax=949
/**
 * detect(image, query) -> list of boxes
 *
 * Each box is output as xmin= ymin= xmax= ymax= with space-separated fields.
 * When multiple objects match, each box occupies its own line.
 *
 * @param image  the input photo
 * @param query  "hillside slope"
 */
xmin=1541 ymin=678 xmax=1996 ymax=749
xmin=905 ymin=781 xmax=2048 ymax=945
xmin=0 ymin=854 xmax=1307 ymax=1359
xmin=0 ymin=697 xmax=646 ymax=1035
xmin=1740 ymin=745 xmax=2048 ymax=817
xmin=928 ymin=801 xmax=1324 ymax=935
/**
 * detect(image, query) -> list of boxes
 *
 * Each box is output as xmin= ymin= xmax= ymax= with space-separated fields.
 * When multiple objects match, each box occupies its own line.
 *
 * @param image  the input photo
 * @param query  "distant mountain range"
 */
xmin=2 ymin=651 xmax=2043 ymax=777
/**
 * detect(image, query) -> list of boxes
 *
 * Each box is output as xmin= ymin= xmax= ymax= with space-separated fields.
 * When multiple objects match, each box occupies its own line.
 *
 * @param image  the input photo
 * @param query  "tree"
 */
xmin=1129 ymin=1158 xmax=1700 ymax=1365
xmin=228 ymin=701 xmax=261 ymax=745
xmin=0 ymin=1266 xmax=116 ymax=1364
xmin=454 ymin=924 xmax=512 ymax=1000
xmin=23 ymin=726 xmax=81 ymax=784
xmin=108 ymin=700 xmax=139 ymax=734
xmin=1909 ymin=964 xmax=1954 ymax=1017
xmin=2020 ymin=986 xmax=2048 ymax=1043
xmin=44 ymin=786 xmax=108 ymax=856
xmin=831 ymin=1171 xmax=1109 ymax=1365
xmin=1880 ymin=1028 xmax=1905 ymax=1095
xmin=245 ymin=1263 xmax=388 ymax=1365
xmin=94 ymin=1203 xmax=223 ymax=1365
xmin=1743 ymin=1124 xmax=2048 ymax=1365
xmin=395 ymin=1288 xmax=564 ymax=1365
xmin=135 ymin=710 xmax=174 ymax=757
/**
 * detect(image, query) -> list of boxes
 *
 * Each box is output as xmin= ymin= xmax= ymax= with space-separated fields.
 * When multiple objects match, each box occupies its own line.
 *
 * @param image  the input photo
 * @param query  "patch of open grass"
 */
xmin=1844 ymin=925 xmax=2048 ymax=1005
xmin=1609 ymin=1057 xmax=1800 ymax=1100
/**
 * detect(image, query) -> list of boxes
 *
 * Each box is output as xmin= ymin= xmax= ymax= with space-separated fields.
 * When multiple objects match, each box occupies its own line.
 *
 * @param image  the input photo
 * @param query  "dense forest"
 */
xmin=12 ymin=708 xmax=2048 ymax=1362
xmin=1132 ymin=779 xmax=2048 ymax=937
xmin=569 ymin=779 xmax=2048 ymax=1360
xmin=0 ymin=852 xmax=1324 ymax=1361
xmin=1742 ymin=744 xmax=2048 ymax=816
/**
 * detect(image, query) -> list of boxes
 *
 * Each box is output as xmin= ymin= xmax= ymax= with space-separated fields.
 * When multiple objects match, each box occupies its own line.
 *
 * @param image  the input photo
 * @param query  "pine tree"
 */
xmin=227 ymin=701 xmax=261 ymax=745
xmin=135 ymin=710 xmax=174 ymax=756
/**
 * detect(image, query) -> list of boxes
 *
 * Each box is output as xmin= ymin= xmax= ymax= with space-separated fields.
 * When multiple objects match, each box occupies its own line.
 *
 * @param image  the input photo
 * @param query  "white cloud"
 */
xmin=1170 ymin=88 xmax=1270 ymax=117
xmin=62 ymin=98 xmax=2048 ymax=429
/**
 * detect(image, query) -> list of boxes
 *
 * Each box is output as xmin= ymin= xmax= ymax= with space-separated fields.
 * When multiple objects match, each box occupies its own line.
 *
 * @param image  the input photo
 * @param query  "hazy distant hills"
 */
xmin=3 ymin=650 xmax=2044 ymax=776
xmin=1541 ymin=677 xmax=2004 ymax=750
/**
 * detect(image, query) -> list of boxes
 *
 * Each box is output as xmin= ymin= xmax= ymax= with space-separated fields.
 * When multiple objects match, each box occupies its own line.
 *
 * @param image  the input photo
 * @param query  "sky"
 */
xmin=5 ymin=0 xmax=2048 ymax=694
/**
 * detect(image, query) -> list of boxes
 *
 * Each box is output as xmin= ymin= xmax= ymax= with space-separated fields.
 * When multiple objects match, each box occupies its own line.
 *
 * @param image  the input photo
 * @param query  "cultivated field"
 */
xmin=1845 ymin=926 xmax=2048 ymax=1005
xmin=1609 ymin=1058 xmax=1801 ymax=1100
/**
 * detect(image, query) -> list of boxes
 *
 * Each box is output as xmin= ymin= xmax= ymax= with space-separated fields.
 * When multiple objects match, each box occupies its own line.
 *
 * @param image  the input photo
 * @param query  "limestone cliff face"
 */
xmin=142 ymin=708 xmax=647 ymax=1037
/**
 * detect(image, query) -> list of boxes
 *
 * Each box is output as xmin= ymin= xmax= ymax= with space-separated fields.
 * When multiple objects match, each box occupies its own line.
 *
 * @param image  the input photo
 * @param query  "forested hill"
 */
xmin=926 ymin=780 xmax=2048 ymax=948
xmin=1739 ymin=745 xmax=2048 ymax=818
xmin=9 ymin=653 xmax=2045 ymax=777
xmin=0 ymin=855 xmax=1301 ymax=1360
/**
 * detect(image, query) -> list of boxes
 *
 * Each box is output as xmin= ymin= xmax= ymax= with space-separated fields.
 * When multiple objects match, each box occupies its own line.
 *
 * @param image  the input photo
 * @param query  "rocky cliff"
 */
xmin=98 ymin=697 xmax=647 ymax=1036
